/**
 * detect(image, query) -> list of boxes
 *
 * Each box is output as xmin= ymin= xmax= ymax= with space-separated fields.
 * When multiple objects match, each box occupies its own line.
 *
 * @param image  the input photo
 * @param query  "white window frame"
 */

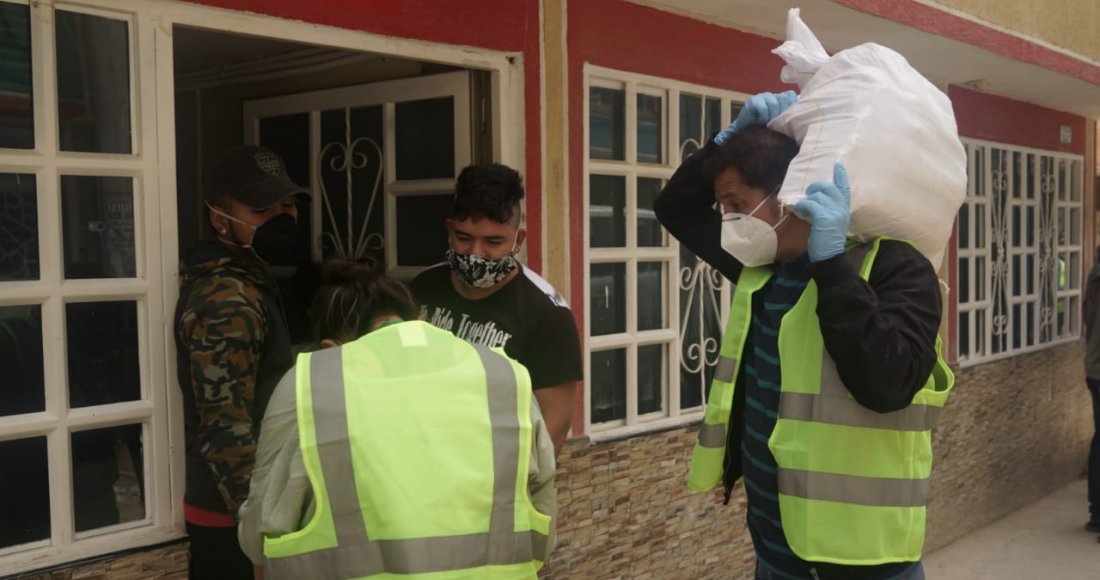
xmin=0 ymin=0 xmax=526 ymax=574
xmin=583 ymin=64 xmax=746 ymax=440
xmin=956 ymin=137 xmax=1084 ymax=367
xmin=0 ymin=0 xmax=177 ymax=572
xmin=242 ymin=71 xmax=472 ymax=280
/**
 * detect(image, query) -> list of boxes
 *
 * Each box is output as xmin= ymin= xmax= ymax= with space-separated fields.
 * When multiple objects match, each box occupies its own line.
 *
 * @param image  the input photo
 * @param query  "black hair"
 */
xmin=452 ymin=163 xmax=525 ymax=224
xmin=704 ymin=126 xmax=800 ymax=195
xmin=310 ymin=258 xmax=419 ymax=343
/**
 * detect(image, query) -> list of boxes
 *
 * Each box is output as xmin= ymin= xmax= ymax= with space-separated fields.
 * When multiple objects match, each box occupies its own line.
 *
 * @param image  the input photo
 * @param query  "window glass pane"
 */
xmin=67 ymin=301 xmax=140 ymax=408
xmin=638 ymin=261 xmax=665 ymax=331
xmin=590 ymin=263 xmax=625 ymax=336
xmin=730 ymin=103 xmax=743 ymax=128
xmin=1 ymin=172 xmax=39 ymax=281
xmin=679 ymin=94 xmax=702 ymax=160
xmin=395 ymin=97 xmax=454 ymax=180
xmin=1070 ymin=208 xmax=1082 ymax=247
xmin=705 ymin=98 xmax=722 ymax=137
xmin=590 ymin=348 xmax=625 ymax=423
xmin=72 ymin=424 xmax=144 ymax=532
xmin=1011 ymin=254 xmax=1021 ymax=297
xmin=637 ymin=178 xmax=664 ymax=247
xmin=0 ymin=2 xmax=33 ymax=149
xmin=959 ymin=258 xmax=969 ymax=304
xmin=56 ymin=11 xmax=132 ymax=154
xmin=318 ymin=107 xmax=384 ymax=261
xmin=395 ymin=194 xmax=451 ymax=267
xmin=680 ymin=248 xmax=722 ymax=410
xmin=0 ymin=304 xmax=44 ymax=417
xmin=1071 ymin=160 xmax=1082 ymax=202
xmin=1026 ymin=302 xmax=1036 ymax=347
xmin=638 ymin=343 xmax=664 ymax=415
xmin=958 ymin=204 xmax=969 ymax=250
xmin=975 ymin=204 xmax=985 ymax=248
xmin=1012 ymin=303 xmax=1022 ymax=349
xmin=1026 ymin=254 xmax=1035 ymax=295
xmin=61 ymin=176 xmax=135 ymax=279
xmin=1011 ymin=152 xmax=1023 ymax=198
xmin=1011 ymin=206 xmax=1021 ymax=248
xmin=0 ymin=437 xmax=50 ymax=548
xmin=637 ymin=93 xmax=662 ymax=164
xmin=589 ymin=175 xmax=625 ymax=248
xmin=959 ymin=311 xmax=970 ymax=358
xmin=589 ymin=87 xmax=625 ymax=161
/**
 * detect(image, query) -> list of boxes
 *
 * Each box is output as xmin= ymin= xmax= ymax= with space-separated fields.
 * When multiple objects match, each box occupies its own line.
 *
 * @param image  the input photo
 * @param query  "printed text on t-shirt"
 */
xmin=423 ymin=305 xmax=514 ymax=349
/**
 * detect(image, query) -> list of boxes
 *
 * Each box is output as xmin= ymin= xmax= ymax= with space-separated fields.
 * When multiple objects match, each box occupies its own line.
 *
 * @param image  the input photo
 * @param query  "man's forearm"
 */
xmin=534 ymin=383 xmax=576 ymax=454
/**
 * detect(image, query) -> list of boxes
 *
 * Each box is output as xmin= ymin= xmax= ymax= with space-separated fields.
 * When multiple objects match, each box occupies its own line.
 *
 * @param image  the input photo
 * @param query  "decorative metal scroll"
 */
xmin=677 ymin=131 xmax=726 ymax=403
xmin=318 ymin=108 xmax=384 ymax=260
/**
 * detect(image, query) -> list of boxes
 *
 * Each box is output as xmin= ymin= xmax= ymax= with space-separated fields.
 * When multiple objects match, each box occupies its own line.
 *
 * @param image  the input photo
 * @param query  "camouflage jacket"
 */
xmin=174 ymin=242 xmax=293 ymax=516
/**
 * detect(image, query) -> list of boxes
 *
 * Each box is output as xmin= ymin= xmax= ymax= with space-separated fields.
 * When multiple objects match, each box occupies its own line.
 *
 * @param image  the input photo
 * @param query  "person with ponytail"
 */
xmin=239 ymin=258 xmax=556 ymax=579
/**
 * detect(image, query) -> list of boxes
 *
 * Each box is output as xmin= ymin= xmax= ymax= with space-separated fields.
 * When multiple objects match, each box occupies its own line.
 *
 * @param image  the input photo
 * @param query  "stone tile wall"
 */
xmin=15 ymin=542 xmax=187 ymax=580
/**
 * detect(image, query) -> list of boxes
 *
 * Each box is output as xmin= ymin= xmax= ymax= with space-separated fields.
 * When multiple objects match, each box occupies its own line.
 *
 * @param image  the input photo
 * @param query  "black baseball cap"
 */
xmin=203 ymin=145 xmax=311 ymax=208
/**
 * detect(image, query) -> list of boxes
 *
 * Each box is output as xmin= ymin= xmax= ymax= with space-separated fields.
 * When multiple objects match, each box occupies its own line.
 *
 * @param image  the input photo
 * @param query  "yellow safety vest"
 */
xmin=263 ymin=321 xmax=551 ymax=579
xmin=687 ymin=239 xmax=954 ymax=565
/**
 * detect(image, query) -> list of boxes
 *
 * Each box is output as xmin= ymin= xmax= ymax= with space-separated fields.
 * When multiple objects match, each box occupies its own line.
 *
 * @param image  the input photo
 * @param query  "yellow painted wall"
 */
xmin=930 ymin=0 xmax=1100 ymax=63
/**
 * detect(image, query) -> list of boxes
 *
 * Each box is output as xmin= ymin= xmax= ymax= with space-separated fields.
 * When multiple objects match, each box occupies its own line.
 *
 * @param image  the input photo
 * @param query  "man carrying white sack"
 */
xmin=654 ymin=91 xmax=954 ymax=580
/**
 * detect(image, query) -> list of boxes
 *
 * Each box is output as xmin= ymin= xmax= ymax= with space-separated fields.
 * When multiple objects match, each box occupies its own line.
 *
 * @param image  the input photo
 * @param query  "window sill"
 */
xmin=584 ymin=412 xmax=704 ymax=445
xmin=0 ymin=526 xmax=187 ymax=578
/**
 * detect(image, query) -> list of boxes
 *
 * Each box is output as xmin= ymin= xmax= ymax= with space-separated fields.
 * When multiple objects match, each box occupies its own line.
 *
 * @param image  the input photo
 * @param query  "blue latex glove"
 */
xmin=792 ymin=163 xmax=851 ymax=262
xmin=714 ymin=90 xmax=798 ymax=145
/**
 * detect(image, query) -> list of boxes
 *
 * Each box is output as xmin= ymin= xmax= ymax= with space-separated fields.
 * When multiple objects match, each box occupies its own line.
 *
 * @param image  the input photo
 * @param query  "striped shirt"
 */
xmin=740 ymin=255 xmax=918 ymax=580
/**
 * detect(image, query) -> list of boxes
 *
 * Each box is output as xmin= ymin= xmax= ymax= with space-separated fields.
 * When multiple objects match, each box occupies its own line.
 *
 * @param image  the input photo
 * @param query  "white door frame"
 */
xmin=147 ymin=0 xmax=526 ymax=536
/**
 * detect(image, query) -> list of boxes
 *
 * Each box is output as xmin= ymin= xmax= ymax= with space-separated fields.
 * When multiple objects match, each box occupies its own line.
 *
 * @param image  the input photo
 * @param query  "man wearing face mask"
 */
xmin=411 ymin=163 xmax=582 ymax=455
xmin=655 ymin=93 xmax=952 ymax=580
xmin=174 ymin=144 xmax=308 ymax=580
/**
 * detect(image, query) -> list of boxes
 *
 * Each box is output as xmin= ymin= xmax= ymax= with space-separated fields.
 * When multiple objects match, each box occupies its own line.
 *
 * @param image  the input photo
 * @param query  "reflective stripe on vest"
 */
xmin=265 ymin=340 xmax=547 ymax=579
xmin=694 ymin=354 xmax=738 ymax=448
xmin=777 ymin=356 xmax=943 ymax=433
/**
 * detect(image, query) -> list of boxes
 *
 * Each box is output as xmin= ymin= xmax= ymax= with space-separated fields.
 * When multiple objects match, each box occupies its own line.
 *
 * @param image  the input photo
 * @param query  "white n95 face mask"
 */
xmin=720 ymin=196 xmax=789 ymax=267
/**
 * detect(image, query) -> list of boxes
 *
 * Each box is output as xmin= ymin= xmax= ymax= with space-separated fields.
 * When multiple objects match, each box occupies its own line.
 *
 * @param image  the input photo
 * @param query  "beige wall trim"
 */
xmin=541 ymin=0 xmax=569 ymax=293
xmin=923 ymin=0 xmax=1100 ymax=65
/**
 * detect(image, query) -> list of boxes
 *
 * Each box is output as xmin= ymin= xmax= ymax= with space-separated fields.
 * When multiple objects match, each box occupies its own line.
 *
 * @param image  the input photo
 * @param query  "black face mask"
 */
xmin=246 ymin=213 xmax=299 ymax=265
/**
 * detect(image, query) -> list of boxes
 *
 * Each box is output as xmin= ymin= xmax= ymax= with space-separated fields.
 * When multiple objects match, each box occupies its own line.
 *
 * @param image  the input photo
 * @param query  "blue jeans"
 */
xmin=1088 ymin=378 xmax=1100 ymax=523
xmin=754 ymin=561 xmax=924 ymax=580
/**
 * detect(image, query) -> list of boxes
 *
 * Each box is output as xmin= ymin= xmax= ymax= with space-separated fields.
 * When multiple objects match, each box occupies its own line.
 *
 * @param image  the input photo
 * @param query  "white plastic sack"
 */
xmin=767 ymin=8 xmax=967 ymax=268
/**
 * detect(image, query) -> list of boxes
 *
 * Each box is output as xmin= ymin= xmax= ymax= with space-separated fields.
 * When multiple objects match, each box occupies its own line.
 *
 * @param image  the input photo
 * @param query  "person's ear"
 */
xmin=208 ymin=205 xmax=229 ymax=236
xmin=319 ymin=338 xmax=341 ymax=349
xmin=513 ymin=228 xmax=527 ymax=253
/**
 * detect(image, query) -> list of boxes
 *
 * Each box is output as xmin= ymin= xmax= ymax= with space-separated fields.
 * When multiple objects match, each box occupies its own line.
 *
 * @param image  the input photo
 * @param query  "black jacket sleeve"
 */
xmin=653 ymin=138 xmax=743 ymax=282
xmin=810 ymin=240 xmax=943 ymax=413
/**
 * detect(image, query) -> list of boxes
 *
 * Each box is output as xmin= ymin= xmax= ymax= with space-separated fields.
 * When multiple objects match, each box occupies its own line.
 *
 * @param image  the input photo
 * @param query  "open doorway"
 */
xmin=172 ymin=26 xmax=494 ymax=343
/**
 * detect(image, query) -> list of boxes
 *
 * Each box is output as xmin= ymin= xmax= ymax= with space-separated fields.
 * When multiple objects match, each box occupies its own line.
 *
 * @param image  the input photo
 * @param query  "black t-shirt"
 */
xmin=410 ymin=264 xmax=583 ymax=390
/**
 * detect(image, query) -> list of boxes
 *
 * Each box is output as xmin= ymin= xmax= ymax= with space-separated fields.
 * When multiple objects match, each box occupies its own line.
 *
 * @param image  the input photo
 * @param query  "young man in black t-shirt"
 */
xmin=410 ymin=163 xmax=582 ymax=453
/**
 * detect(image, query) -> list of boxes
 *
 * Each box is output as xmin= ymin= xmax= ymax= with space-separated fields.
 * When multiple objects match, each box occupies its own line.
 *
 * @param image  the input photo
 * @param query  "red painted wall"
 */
xmin=949 ymin=85 xmax=1087 ymax=155
xmin=185 ymin=0 xmax=527 ymax=53
xmin=184 ymin=0 xmax=545 ymax=268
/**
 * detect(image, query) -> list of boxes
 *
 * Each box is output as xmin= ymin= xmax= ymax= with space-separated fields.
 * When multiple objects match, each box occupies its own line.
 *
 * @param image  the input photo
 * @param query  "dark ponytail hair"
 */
xmin=310 ymin=257 xmax=419 ymax=342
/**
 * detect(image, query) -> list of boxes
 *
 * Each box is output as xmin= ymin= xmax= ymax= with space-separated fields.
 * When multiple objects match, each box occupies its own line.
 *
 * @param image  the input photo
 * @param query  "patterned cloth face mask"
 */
xmin=446 ymin=239 xmax=519 ymax=289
